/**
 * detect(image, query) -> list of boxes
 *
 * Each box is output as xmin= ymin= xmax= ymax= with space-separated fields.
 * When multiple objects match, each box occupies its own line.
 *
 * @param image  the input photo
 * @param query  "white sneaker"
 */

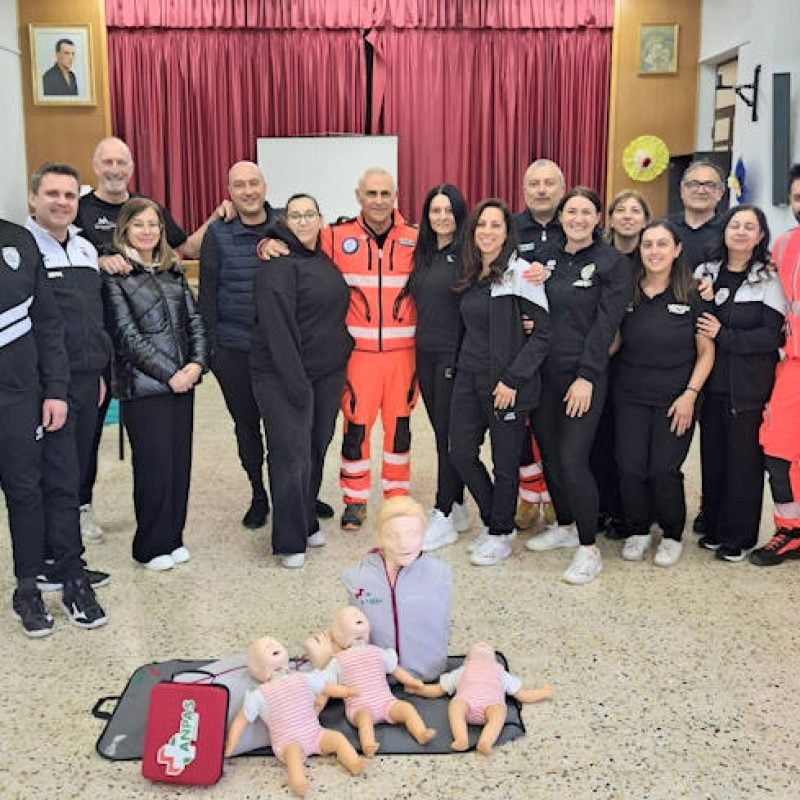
xmin=307 ymin=531 xmax=327 ymax=548
xmin=467 ymin=527 xmax=516 ymax=552
xmin=451 ymin=502 xmax=471 ymax=533
xmin=526 ymin=523 xmax=579 ymax=552
xmin=422 ymin=509 xmax=458 ymax=552
xmin=621 ymin=534 xmax=652 ymax=561
xmin=470 ymin=534 xmax=514 ymax=566
xmin=654 ymin=538 xmax=683 ymax=567
xmin=145 ymin=554 xmax=175 ymax=571
xmin=562 ymin=545 xmax=603 ymax=585
xmin=171 ymin=546 xmax=191 ymax=564
xmin=281 ymin=553 xmax=306 ymax=569
xmin=80 ymin=504 xmax=105 ymax=543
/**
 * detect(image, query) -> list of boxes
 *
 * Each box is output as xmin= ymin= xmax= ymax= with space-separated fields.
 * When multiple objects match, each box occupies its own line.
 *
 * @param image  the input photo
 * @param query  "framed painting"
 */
xmin=639 ymin=24 xmax=679 ymax=75
xmin=29 ymin=24 xmax=95 ymax=105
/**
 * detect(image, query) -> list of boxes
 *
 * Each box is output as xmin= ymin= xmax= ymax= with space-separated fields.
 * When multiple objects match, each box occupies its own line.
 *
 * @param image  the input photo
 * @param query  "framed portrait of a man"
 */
xmin=639 ymin=24 xmax=679 ymax=75
xmin=29 ymin=24 xmax=95 ymax=106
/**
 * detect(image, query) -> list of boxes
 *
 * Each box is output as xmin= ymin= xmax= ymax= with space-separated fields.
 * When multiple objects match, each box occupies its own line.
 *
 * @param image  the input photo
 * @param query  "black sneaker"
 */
xmin=315 ymin=499 xmax=334 ymax=519
xmin=698 ymin=536 xmax=721 ymax=551
xmin=61 ymin=576 xmax=108 ymax=629
xmin=12 ymin=584 xmax=55 ymax=638
xmin=242 ymin=497 xmax=269 ymax=529
xmin=692 ymin=509 xmax=705 ymax=534
xmin=716 ymin=545 xmax=751 ymax=563
xmin=750 ymin=528 xmax=800 ymax=566
xmin=604 ymin=516 xmax=629 ymax=541
xmin=340 ymin=503 xmax=367 ymax=531
xmin=37 ymin=567 xmax=111 ymax=593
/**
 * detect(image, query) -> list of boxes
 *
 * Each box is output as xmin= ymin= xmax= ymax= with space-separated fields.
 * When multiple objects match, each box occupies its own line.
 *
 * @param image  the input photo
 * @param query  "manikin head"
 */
xmin=330 ymin=607 xmax=371 ymax=649
xmin=465 ymin=641 xmax=496 ymax=663
xmin=375 ymin=496 xmax=427 ymax=575
xmin=246 ymin=636 xmax=289 ymax=683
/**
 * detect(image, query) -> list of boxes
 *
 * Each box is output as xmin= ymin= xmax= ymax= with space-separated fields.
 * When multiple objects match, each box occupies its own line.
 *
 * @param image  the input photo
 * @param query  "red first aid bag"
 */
xmin=142 ymin=680 xmax=229 ymax=785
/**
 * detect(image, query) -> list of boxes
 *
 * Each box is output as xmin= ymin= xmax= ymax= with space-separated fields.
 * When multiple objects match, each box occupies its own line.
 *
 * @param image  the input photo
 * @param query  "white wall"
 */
xmin=697 ymin=0 xmax=800 ymax=236
xmin=0 ymin=0 xmax=28 ymax=223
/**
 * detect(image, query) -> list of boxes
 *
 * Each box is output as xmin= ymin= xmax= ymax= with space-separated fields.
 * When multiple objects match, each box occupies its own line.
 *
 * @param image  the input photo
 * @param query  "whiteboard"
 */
xmin=256 ymin=135 xmax=398 ymax=223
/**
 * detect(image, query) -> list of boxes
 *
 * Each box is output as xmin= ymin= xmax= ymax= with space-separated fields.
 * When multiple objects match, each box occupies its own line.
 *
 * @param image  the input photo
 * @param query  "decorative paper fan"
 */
xmin=622 ymin=135 xmax=669 ymax=182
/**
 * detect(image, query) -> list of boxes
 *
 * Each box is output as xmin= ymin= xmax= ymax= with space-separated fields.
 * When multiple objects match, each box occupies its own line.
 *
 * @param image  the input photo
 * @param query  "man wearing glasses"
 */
xmin=670 ymin=160 xmax=726 ymax=268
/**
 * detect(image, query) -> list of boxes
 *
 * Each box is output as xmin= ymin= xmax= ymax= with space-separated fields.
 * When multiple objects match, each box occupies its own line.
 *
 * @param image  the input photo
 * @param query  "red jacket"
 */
xmin=773 ymin=227 xmax=800 ymax=359
xmin=321 ymin=212 xmax=417 ymax=352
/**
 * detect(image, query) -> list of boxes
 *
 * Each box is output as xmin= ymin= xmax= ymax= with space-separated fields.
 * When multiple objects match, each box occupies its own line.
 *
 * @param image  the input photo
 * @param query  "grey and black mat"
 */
xmin=93 ymin=654 xmax=525 ymax=760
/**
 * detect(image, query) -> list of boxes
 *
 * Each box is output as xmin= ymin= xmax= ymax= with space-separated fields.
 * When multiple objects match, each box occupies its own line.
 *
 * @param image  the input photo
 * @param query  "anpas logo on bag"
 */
xmin=156 ymin=699 xmax=200 ymax=776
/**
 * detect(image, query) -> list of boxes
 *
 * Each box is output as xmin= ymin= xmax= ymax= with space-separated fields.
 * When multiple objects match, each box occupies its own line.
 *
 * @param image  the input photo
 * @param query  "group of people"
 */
xmin=2 ymin=137 xmax=799 ymax=636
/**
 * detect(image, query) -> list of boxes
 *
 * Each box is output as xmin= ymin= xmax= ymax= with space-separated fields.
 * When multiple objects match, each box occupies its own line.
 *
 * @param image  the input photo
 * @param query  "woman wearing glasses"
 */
xmin=250 ymin=195 xmax=353 ymax=568
xmin=103 ymin=198 xmax=208 ymax=571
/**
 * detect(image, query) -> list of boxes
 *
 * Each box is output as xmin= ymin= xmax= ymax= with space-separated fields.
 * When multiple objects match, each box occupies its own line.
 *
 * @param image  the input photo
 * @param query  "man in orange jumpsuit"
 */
xmin=321 ymin=169 xmax=418 ymax=530
xmin=751 ymin=164 xmax=800 ymax=565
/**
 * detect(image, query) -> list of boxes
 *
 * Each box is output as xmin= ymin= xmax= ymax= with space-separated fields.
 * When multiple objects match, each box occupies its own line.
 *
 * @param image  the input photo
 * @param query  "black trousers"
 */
xmin=124 ymin=392 xmax=194 ymax=563
xmin=42 ymin=372 xmax=99 ymax=576
xmin=213 ymin=347 xmax=268 ymax=501
xmin=615 ymin=399 xmax=695 ymax=540
xmin=448 ymin=370 xmax=526 ymax=536
xmin=416 ymin=350 xmax=465 ymax=514
xmin=532 ymin=374 xmax=607 ymax=545
xmin=80 ymin=367 xmax=111 ymax=506
xmin=700 ymin=394 xmax=765 ymax=551
xmin=0 ymin=390 xmax=46 ymax=580
xmin=590 ymin=389 xmax=623 ymax=522
xmin=254 ymin=368 xmax=345 ymax=556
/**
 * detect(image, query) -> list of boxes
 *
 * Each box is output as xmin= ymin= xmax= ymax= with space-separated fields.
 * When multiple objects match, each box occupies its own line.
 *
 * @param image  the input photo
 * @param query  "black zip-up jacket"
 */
xmin=513 ymin=209 xmax=565 ymax=265
xmin=694 ymin=259 xmax=786 ymax=411
xmin=406 ymin=241 xmax=462 ymax=358
xmin=542 ymin=240 xmax=631 ymax=389
xmin=103 ymin=258 xmax=208 ymax=400
xmin=250 ymin=223 xmax=353 ymax=402
xmin=457 ymin=257 xmax=551 ymax=411
xmin=0 ymin=220 xmax=69 ymax=404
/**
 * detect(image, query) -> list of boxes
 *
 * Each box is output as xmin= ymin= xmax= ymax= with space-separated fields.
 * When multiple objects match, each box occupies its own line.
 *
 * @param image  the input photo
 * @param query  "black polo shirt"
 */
xmin=512 ymin=210 xmax=564 ymax=265
xmin=614 ymin=287 xmax=707 ymax=406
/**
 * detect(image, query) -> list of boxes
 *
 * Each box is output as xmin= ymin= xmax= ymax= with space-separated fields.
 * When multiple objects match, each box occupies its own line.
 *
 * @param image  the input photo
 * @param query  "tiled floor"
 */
xmin=0 ymin=378 xmax=798 ymax=799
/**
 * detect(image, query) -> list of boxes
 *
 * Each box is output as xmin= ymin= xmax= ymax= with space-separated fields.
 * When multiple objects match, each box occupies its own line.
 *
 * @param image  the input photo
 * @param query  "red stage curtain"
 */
xmin=372 ymin=28 xmax=611 ymax=221
xmin=105 ymin=0 xmax=612 ymax=29
xmin=107 ymin=29 xmax=365 ymax=230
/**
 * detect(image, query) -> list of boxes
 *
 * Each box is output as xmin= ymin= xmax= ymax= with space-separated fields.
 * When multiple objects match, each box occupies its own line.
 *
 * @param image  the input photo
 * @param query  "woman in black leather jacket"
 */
xmin=103 ymin=198 xmax=208 ymax=571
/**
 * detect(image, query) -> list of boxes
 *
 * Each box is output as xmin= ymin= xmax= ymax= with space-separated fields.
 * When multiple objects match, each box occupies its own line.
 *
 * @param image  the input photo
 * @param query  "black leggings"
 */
xmin=532 ymin=375 xmax=607 ymax=545
xmin=416 ymin=350 xmax=464 ymax=514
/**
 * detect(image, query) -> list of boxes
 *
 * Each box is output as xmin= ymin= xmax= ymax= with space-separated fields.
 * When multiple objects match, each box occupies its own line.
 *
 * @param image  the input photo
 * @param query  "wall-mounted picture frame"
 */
xmin=29 ymin=24 xmax=95 ymax=106
xmin=639 ymin=24 xmax=679 ymax=75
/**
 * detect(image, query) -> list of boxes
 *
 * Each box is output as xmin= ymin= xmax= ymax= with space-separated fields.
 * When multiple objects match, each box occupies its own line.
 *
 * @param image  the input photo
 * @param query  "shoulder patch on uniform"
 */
xmin=2 ymin=246 xmax=21 ymax=270
xmin=342 ymin=237 xmax=360 ymax=255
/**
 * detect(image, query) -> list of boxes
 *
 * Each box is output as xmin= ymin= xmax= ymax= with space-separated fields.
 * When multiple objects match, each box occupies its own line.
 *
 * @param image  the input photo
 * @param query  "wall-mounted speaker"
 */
xmin=772 ymin=72 xmax=791 ymax=206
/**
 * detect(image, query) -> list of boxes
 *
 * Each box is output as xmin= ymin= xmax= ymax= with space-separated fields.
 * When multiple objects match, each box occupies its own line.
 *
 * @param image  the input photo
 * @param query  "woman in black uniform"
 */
xmin=614 ymin=220 xmax=714 ymax=567
xmin=693 ymin=205 xmax=786 ymax=562
xmin=250 ymin=194 xmax=353 ymax=569
xmin=406 ymin=184 xmax=470 ymax=552
xmin=448 ymin=199 xmax=550 ymax=567
xmin=525 ymin=188 xmax=630 ymax=585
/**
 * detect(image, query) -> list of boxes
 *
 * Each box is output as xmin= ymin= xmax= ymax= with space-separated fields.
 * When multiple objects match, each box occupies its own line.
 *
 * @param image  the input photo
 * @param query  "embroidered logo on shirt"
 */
xmin=519 ymin=242 xmax=535 ymax=252
xmin=714 ymin=287 xmax=730 ymax=306
xmin=342 ymin=237 xmax=359 ymax=254
xmin=446 ymin=254 xmax=455 ymax=263
xmin=353 ymin=587 xmax=382 ymax=606
xmin=572 ymin=263 xmax=595 ymax=288
xmin=2 ymin=246 xmax=21 ymax=270
xmin=93 ymin=216 xmax=116 ymax=232
xmin=667 ymin=304 xmax=691 ymax=314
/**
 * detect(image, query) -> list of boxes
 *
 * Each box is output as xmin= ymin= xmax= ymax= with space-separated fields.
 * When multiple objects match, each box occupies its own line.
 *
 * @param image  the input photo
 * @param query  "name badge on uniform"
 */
xmin=47 ymin=270 xmax=64 ymax=279
xmin=518 ymin=242 xmax=535 ymax=253
xmin=342 ymin=237 xmax=359 ymax=254
xmin=398 ymin=238 xmax=415 ymax=247
xmin=714 ymin=287 xmax=730 ymax=306
xmin=572 ymin=262 xmax=595 ymax=288
xmin=667 ymin=303 xmax=690 ymax=315
xmin=2 ymin=246 xmax=21 ymax=270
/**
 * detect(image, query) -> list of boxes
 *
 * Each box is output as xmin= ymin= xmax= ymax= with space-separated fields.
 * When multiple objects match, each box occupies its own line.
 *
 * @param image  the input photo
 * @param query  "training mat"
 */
xmin=94 ymin=654 xmax=526 ymax=760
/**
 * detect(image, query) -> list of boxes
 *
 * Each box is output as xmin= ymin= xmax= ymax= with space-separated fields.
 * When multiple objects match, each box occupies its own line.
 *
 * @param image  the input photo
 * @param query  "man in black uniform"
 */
xmin=512 ymin=159 xmax=565 ymax=531
xmin=74 ymin=137 xmax=229 ymax=541
xmin=669 ymin=159 xmax=725 ymax=534
xmin=0 ymin=218 xmax=102 ymax=636
xmin=42 ymin=38 xmax=78 ymax=96
xmin=26 ymin=163 xmax=112 ymax=613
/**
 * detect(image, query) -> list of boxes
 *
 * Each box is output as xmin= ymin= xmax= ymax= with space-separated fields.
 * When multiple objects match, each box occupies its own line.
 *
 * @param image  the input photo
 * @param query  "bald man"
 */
xmin=198 ymin=162 xmax=282 ymax=528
